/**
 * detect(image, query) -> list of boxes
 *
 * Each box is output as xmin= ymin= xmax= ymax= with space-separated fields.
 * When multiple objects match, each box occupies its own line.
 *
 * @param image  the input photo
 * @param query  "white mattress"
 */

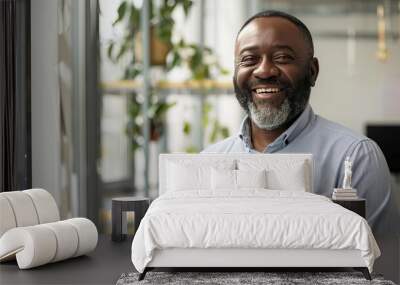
xmin=131 ymin=190 xmax=380 ymax=273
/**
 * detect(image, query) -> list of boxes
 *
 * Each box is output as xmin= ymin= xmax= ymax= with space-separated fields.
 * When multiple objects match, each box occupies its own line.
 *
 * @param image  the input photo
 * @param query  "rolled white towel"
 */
xmin=23 ymin=188 xmax=60 ymax=223
xmin=64 ymin=218 xmax=98 ymax=257
xmin=0 ymin=218 xmax=98 ymax=269
xmin=42 ymin=221 xmax=79 ymax=262
xmin=0 ymin=196 xmax=17 ymax=237
xmin=0 ymin=225 xmax=57 ymax=269
xmin=0 ymin=191 xmax=39 ymax=227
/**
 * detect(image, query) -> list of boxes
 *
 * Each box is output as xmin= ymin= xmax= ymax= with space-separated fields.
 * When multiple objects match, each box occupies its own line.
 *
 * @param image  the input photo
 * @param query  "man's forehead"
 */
xmin=235 ymin=17 xmax=306 ymax=55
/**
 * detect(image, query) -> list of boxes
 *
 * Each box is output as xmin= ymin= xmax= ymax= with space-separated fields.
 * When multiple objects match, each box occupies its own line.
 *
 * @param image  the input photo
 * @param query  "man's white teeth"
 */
xmin=255 ymin=88 xmax=280 ymax=94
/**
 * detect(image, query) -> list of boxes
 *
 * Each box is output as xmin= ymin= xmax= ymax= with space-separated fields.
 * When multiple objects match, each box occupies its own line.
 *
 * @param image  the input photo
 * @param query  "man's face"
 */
xmin=234 ymin=17 xmax=319 ymax=130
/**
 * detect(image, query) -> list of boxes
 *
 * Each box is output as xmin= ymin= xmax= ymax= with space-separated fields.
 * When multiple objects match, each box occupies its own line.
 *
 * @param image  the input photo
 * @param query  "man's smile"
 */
xmin=251 ymin=86 xmax=287 ymax=101
xmin=254 ymin=87 xmax=281 ymax=94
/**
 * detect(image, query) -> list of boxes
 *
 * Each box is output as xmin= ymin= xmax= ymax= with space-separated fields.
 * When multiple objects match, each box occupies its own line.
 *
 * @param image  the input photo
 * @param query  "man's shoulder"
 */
xmin=202 ymin=135 xmax=244 ymax=153
xmin=314 ymin=115 xmax=369 ymax=144
xmin=312 ymin=115 xmax=386 ymax=160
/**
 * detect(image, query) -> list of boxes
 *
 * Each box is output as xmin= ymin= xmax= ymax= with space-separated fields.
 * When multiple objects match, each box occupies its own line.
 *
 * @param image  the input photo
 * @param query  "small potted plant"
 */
xmin=107 ymin=0 xmax=229 ymax=153
xmin=107 ymin=0 xmax=191 ymax=151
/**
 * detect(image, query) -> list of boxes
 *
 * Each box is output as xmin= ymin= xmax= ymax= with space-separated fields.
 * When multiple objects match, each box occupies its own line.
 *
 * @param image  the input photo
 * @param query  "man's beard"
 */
xmin=233 ymin=73 xmax=312 ymax=130
xmin=248 ymin=97 xmax=291 ymax=130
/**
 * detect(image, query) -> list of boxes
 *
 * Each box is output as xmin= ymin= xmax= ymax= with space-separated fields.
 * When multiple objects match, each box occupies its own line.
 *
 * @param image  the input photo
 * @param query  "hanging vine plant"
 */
xmin=107 ymin=0 xmax=230 ymax=153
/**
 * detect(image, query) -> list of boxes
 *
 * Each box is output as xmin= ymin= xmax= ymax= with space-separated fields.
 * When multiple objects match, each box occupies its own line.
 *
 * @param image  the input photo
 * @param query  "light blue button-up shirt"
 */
xmin=203 ymin=104 xmax=399 ymax=234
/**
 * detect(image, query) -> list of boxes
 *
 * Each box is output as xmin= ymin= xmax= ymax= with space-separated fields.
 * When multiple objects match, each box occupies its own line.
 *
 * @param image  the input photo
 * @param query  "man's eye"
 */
xmin=274 ymin=55 xmax=294 ymax=63
xmin=240 ymin=56 xmax=258 ymax=66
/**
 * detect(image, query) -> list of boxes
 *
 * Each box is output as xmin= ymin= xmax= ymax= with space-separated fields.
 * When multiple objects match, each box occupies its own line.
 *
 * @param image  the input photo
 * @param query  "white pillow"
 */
xmin=211 ymin=168 xmax=236 ymax=190
xmin=238 ymin=158 xmax=308 ymax=191
xmin=266 ymin=164 xmax=306 ymax=191
xmin=236 ymin=169 xmax=267 ymax=189
xmin=166 ymin=159 xmax=236 ymax=192
xmin=211 ymin=168 xmax=267 ymax=190
xmin=167 ymin=162 xmax=210 ymax=191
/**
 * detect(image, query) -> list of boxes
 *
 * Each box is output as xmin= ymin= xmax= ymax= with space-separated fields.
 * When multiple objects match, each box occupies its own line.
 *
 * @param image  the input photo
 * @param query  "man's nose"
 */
xmin=253 ymin=56 xmax=279 ymax=79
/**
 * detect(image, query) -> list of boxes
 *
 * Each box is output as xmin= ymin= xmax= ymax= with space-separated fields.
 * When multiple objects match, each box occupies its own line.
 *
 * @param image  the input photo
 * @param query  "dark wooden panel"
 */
xmin=332 ymin=199 xmax=366 ymax=218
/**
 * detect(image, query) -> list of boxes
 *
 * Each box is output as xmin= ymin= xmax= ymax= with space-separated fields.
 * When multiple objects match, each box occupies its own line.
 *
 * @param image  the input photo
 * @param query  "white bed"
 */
xmin=131 ymin=154 xmax=380 ymax=280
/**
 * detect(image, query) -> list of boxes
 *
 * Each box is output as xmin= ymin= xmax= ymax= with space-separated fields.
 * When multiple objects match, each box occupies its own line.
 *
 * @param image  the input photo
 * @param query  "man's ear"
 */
xmin=309 ymin=57 xmax=319 ymax=87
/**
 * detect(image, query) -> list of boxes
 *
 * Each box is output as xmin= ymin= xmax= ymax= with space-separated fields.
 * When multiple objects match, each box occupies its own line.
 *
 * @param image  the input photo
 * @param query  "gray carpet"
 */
xmin=116 ymin=271 xmax=396 ymax=285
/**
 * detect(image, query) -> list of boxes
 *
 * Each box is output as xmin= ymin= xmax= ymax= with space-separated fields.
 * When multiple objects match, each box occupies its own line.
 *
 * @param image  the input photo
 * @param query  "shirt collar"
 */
xmin=280 ymin=104 xmax=314 ymax=144
xmin=238 ymin=116 xmax=253 ymax=150
xmin=237 ymin=104 xmax=315 ymax=152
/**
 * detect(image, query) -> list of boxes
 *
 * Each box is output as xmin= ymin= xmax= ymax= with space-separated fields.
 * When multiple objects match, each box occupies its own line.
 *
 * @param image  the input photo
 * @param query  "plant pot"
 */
xmin=135 ymin=26 xmax=171 ymax=66
xmin=150 ymin=120 xmax=163 ymax=141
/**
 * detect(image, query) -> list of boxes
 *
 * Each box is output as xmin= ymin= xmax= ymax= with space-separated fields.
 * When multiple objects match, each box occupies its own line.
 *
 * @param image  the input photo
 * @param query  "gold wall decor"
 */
xmin=376 ymin=4 xmax=389 ymax=61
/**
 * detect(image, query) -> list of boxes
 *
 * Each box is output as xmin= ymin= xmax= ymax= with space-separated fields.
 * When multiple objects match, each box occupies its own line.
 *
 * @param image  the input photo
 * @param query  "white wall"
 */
xmin=311 ymin=39 xmax=400 ymax=134
xmin=100 ymin=94 xmax=130 ymax=182
xmin=31 ymin=0 xmax=61 ymax=205
xmin=304 ymin=15 xmax=400 ymax=134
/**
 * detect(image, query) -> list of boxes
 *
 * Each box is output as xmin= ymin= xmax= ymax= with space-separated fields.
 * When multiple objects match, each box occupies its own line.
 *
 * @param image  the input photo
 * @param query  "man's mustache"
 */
xmin=248 ymin=78 xmax=290 ymax=88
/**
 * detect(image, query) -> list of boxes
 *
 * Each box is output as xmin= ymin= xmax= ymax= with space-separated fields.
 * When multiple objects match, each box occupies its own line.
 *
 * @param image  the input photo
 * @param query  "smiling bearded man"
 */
xmin=202 ymin=10 xmax=400 ymax=236
xmin=232 ymin=16 xmax=314 ymax=133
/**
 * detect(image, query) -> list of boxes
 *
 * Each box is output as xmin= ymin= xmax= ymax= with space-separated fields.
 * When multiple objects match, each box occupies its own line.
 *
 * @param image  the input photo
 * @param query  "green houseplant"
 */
xmin=107 ymin=0 xmax=191 ymax=151
xmin=107 ymin=0 xmax=229 ymax=153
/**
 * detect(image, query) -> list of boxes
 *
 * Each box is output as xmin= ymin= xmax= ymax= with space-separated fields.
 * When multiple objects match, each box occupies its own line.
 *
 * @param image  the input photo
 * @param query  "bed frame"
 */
xmin=138 ymin=154 xmax=372 ymax=281
xmin=139 ymin=248 xmax=371 ymax=280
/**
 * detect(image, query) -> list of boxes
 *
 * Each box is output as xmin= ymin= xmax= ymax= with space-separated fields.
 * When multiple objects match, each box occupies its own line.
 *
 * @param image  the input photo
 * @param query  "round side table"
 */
xmin=111 ymin=197 xmax=150 ymax=242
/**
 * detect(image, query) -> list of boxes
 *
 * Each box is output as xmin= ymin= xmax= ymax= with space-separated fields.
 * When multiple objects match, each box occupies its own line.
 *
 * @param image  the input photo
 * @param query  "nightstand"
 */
xmin=332 ymin=198 xmax=366 ymax=218
xmin=112 ymin=197 xmax=150 ymax=242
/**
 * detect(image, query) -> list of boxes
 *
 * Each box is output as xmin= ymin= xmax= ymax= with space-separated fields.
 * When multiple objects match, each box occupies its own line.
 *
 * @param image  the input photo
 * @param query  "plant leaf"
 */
xmin=182 ymin=0 xmax=193 ymax=17
xmin=107 ymin=42 xmax=114 ymax=60
xmin=221 ymin=127 xmax=230 ymax=138
xmin=167 ymin=50 xmax=181 ymax=71
xmin=185 ymin=145 xmax=198 ymax=153
xmin=183 ymin=121 xmax=191 ymax=135
xmin=113 ymin=1 xmax=127 ymax=26
xmin=116 ymin=40 xmax=130 ymax=61
xmin=209 ymin=120 xmax=219 ymax=143
xmin=202 ymin=102 xmax=211 ymax=127
xmin=129 ymin=5 xmax=140 ymax=30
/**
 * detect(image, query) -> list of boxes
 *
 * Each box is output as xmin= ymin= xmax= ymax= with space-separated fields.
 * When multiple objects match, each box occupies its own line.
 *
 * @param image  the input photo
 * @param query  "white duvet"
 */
xmin=131 ymin=190 xmax=380 ymax=273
